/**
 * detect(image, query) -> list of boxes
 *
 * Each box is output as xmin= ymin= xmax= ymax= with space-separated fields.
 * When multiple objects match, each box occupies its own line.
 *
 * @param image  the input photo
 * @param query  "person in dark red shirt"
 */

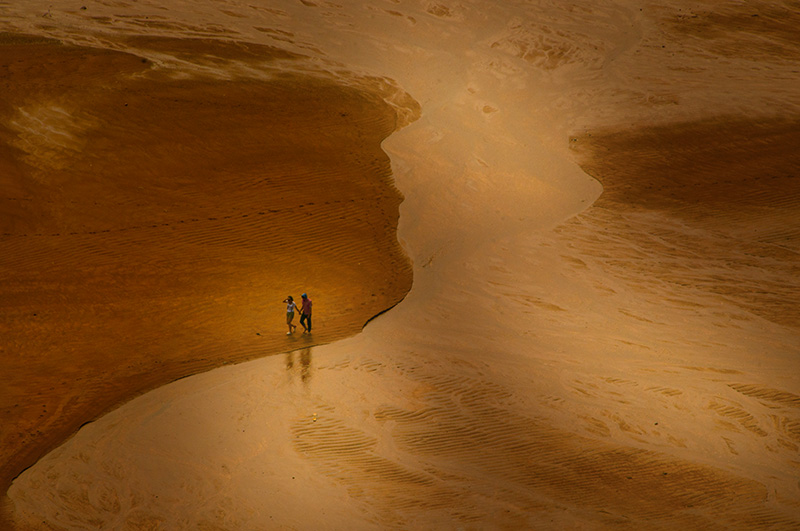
xmin=299 ymin=293 xmax=313 ymax=333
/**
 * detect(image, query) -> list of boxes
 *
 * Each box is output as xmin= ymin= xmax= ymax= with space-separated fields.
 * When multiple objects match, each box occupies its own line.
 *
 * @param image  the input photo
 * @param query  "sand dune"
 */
xmin=2 ymin=0 xmax=800 ymax=529
xmin=0 ymin=34 xmax=414 ymax=520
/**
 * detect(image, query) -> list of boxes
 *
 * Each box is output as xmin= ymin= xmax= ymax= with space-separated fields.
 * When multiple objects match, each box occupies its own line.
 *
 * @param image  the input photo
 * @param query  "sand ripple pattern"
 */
xmin=4 ymin=0 xmax=800 ymax=528
xmin=568 ymin=118 xmax=800 ymax=328
xmin=0 ymin=36 xmax=414 ymax=506
xmin=284 ymin=358 xmax=800 ymax=529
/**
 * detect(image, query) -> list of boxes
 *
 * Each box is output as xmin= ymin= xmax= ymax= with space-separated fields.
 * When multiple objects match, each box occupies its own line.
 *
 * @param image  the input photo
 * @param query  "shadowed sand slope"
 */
xmin=569 ymin=118 xmax=800 ymax=328
xmin=0 ymin=35 xmax=414 ymax=504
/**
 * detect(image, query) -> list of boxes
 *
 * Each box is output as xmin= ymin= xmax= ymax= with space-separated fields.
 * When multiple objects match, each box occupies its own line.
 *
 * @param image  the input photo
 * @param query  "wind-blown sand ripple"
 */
xmin=3 ymin=0 xmax=800 ymax=528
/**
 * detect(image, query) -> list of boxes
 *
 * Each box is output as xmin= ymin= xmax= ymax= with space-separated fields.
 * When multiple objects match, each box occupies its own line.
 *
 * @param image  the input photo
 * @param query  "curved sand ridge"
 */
xmin=4 ymin=0 xmax=800 ymax=529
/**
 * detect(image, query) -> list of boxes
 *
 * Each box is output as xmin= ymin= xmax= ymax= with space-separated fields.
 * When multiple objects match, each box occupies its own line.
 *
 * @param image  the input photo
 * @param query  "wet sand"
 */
xmin=3 ymin=0 xmax=800 ymax=529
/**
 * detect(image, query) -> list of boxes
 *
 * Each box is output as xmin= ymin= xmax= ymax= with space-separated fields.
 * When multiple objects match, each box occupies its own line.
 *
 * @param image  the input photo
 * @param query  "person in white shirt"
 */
xmin=283 ymin=295 xmax=298 ymax=335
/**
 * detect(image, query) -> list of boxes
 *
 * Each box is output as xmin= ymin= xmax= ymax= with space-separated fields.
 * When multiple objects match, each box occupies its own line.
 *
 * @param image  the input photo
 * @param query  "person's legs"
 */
xmin=286 ymin=312 xmax=295 ymax=334
xmin=306 ymin=314 xmax=312 ymax=333
xmin=300 ymin=313 xmax=308 ymax=332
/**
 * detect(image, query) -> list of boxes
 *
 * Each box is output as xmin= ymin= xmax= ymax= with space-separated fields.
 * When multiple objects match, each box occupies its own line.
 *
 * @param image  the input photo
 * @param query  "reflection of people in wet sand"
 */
xmin=285 ymin=348 xmax=312 ymax=384
xmin=300 ymin=293 xmax=313 ymax=333
xmin=283 ymin=295 xmax=298 ymax=335
xmin=299 ymin=348 xmax=312 ymax=383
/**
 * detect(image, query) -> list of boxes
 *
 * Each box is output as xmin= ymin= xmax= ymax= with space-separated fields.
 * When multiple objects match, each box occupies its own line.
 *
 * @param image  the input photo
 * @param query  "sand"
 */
xmin=2 ymin=0 xmax=800 ymax=529
xmin=0 ymin=32 xmax=414 ymax=523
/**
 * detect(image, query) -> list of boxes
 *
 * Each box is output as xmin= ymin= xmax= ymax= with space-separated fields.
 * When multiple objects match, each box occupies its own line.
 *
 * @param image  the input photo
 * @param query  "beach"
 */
xmin=2 ymin=0 xmax=799 ymax=529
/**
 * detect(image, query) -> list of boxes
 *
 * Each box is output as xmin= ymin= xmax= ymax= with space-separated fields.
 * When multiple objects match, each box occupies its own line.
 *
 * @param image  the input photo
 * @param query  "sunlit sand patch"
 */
xmin=8 ymin=104 xmax=96 ymax=172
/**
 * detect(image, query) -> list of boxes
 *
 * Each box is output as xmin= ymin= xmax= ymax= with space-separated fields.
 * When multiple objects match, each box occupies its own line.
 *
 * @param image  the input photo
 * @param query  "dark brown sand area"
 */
xmin=569 ymin=118 xmax=800 ymax=328
xmin=0 ymin=35 xmax=412 ymax=516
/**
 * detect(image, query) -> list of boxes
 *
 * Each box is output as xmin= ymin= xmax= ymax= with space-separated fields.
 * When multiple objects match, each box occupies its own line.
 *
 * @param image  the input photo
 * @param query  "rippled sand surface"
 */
xmin=2 ymin=0 xmax=800 ymax=529
xmin=0 ymin=33 xmax=414 ymax=525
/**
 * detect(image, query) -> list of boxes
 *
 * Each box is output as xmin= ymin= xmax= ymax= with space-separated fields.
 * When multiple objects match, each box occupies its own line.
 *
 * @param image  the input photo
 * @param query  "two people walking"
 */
xmin=283 ymin=293 xmax=312 ymax=335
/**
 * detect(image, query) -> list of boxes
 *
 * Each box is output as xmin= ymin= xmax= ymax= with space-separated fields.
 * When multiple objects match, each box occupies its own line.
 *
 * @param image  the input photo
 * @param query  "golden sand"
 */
xmin=2 ymin=0 xmax=800 ymax=529
xmin=0 ymin=35 xmax=412 ymax=521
